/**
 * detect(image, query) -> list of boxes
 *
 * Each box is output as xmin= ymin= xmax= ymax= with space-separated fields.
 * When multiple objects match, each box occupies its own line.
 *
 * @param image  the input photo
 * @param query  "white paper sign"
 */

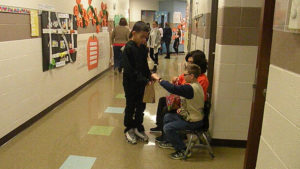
xmin=173 ymin=12 xmax=182 ymax=24
xmin=58 ymin=13 xmax=69 ymax=19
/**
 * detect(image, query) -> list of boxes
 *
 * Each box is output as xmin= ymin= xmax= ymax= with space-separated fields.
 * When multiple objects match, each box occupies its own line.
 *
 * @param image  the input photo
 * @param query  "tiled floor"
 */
xmin=0 ymin=55 xmax=245 ymax=169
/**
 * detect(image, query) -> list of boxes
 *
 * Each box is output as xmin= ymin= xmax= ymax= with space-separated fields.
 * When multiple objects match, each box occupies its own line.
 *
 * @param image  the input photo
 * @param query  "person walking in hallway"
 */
xmin=122 ymin=21 xmax=152 ymax=144
xmin=163 ymin=22 xmax=172 ymax=59
xmin=158 ymin=23 xmax=164 ymax=55
xmin=112 ymin=18 xmax=130 ymax=74
xmin=173 ymin=28 xmax=181 ymax=55
xmin=148 ymin=21 xmax=161 ymax=73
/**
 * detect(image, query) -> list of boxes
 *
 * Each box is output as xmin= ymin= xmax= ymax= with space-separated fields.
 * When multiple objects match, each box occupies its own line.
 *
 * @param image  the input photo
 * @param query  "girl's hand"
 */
xmin=177 ymin=109 xmax=181 ymax=114
xmin=172 ymin=77 xmax=178 ymax=84
xmin=151 ymin=73 xmax=160 ymax=81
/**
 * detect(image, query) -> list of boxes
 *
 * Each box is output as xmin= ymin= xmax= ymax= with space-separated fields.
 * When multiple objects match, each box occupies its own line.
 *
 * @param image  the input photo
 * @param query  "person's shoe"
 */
xmin=158 ymin=142 xmax=174 ymax=149
xmin=134 ymin=128 xmax=149 ymax=142
xmin=125 ymin=129 xmax=137 ymax=144
xmin=155 ymin=135 xmax=165 ymax=143
xmin=150 ymin=126 xmax=162 ymax=133
xmin=169 ymin=150 xmax=191 ymax=160
xmin=164 ymin=56 xmax=170 ymax=59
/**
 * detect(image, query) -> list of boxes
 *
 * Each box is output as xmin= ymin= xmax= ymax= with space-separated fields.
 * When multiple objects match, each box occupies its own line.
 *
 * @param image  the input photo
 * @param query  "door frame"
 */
xmin=207 ymin=0 xmax=218 ymax=100
xmin=243 ymin=0 xmax=275 ymax=168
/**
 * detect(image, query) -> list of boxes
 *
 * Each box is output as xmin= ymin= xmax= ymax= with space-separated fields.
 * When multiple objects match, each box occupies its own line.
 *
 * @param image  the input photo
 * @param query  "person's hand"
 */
xmin=172 ymin=77 xmax=178 ymax=84
xmin=147 ymin=80 xmax=153 ymax=85
xmin=177 ymin=109 xmax=181 ymax=114
xmin=151 ymin=73 xmax=160 ymax=81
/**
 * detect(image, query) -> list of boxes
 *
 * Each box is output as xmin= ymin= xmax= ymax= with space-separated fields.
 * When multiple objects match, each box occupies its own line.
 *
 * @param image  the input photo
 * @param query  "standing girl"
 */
xmin=173 ymin=28 xmax=181 ymax=55
xmin=147 ymin=21 xmax=161 ymax=73
xmin=122 ymin=21 xmax=152 ymax=144
xmin=111 ymin=18 xmax=130 ymax=73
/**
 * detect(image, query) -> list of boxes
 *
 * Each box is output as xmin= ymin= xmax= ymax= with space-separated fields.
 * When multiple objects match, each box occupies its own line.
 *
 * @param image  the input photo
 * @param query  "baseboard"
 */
xmin=211 ymin=139 xmax=247 ymax=148
xmin=0 ymin=67 xmax=112 ymax=147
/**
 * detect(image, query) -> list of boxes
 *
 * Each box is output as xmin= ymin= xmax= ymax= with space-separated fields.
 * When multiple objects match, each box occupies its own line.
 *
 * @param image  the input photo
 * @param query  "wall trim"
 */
xmin=212 ymin=139 xmax=247 ymax=148
xmin=0 ymin=67 xmax=113 ymax=147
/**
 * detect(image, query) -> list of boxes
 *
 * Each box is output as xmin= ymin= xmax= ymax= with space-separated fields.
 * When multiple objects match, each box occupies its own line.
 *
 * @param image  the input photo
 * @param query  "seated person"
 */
xmin=150 ymin=50 xmax=209 ymax=139
xmin=151 ymin=64 xmax=205 ymax=160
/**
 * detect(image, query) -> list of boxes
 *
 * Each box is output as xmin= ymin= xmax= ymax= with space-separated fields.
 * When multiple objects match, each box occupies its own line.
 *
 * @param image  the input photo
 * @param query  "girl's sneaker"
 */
xmin=125 ymin=129 xmax=137 ymax=144
xmin=134 ymin=128 xmax=149 ymax=142
xmin=170 ymin=150 xmax=191 ymax=160
xmin=158 ymin=142 xmax=174 ymax=149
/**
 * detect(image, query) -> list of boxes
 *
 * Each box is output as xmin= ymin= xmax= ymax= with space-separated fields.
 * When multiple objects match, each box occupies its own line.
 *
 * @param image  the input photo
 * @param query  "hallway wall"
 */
xmin=159 ymin=0 xmax=187 ymax=24
xmin=211 ymin=0 xmax=263 ymax=140
xmin=190 ymin=0 xmax=211 ymax=57
xmin=0 ymin=0 xmax=129 ymax=139
xmin=256 ymin=1 xmax=300 ymax=168
xmin=129 ymin=0 xmax=159 ymax=27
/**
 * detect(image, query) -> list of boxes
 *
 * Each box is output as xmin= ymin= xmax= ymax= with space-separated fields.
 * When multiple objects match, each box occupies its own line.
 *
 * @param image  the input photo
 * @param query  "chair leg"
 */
xmin=184 ymin=134 xmax=194 ymax=160
xmin=196 ymin=132 xmax=204 ymax=145
xmin=202 ymin=132 xmax=215 ymax=159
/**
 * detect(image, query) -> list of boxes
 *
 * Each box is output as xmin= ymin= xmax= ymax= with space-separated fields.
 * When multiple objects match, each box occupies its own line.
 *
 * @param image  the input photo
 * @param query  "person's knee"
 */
xmin=163 ymin=124 xmax=171 ymax=134
xmin=159 ymin=97 xmax=165 ymax=103
xmin=163 ymin=113 xmax=173 ymax=124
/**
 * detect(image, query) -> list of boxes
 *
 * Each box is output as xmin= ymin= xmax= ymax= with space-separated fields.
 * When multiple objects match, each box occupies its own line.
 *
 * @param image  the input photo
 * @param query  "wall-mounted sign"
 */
xmin=87 ymin=36 xmax=99 ymax=70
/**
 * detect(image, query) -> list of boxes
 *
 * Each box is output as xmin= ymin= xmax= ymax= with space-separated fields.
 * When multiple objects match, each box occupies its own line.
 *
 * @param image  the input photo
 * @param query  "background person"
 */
xmin=111 ymin=18 xmax=130 ymax=73
xmin=147 ymin=21 xmax=161 ymax=73
xmin=163 ymin=22 xmax=172 ymax=59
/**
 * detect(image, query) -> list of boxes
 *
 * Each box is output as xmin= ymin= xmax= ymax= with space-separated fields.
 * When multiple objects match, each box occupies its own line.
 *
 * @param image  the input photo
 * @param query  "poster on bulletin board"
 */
xmin=30 ymin=10 xmax=39 ymax=37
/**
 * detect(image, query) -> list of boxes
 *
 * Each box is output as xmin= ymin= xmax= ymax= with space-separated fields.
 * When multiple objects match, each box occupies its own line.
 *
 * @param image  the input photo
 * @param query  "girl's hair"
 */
xmin=119 ymin=18 xmax=127 ymax=26
xmin=153 ymin=21 xmax=158 ymax=25
xmin=129 ymin=21 xmax=150 ymax=38
xmin=185 ymin=50 xmax=207 ymax=74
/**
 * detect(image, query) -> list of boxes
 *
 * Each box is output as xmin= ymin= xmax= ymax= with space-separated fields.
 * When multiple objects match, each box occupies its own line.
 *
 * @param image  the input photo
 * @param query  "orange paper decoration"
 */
xmin=74 ymin=0 xmax=90 ymax=28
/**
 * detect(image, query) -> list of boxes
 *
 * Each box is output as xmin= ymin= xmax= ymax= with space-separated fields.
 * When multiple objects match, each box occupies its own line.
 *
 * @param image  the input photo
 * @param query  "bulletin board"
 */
xmin=41 ymin=11 xmax=78 ymax=71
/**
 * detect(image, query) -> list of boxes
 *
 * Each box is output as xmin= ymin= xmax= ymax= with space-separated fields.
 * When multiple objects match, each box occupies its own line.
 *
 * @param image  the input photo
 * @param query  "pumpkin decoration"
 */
xmin=99 ymin=2 xmax=109 ymax=27
xmin=87 ymin=0 xmax=101 ymax=32
xmin=73 ymin=0 xmax=90 ymax=28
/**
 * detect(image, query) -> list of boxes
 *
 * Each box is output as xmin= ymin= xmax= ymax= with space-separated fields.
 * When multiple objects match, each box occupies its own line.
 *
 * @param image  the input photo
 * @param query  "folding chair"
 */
xmin=183 ymin=100 xmax=215 ymax=160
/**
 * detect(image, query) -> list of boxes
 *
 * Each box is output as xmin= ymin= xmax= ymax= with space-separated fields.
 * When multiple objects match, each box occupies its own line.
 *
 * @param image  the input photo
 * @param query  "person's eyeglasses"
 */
xmin=184 ymin=73 xmax=191 ymax=76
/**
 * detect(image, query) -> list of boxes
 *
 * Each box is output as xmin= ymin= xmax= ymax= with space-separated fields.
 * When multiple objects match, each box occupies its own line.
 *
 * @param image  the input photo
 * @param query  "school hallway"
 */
xmin=0 ymin=55 xmax=245 ymax=169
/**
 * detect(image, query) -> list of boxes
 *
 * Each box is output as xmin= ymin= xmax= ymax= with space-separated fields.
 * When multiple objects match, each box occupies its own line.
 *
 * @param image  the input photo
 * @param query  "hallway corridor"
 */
xmin=0 ymin=55 xmax=245 ymax=169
